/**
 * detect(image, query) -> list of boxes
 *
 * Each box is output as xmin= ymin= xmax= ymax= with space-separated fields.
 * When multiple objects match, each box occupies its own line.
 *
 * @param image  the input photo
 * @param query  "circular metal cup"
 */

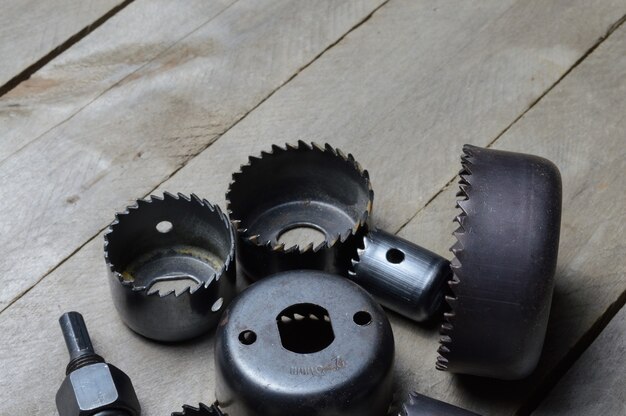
xmin=226 ymin=141 xmax=373 ymax=281
xmin=214 ymin=270 xmax=394 ymax=416
xmin=438 ymin=145 xmax=562 ymax=379
xmin=105 ymin=193 xmax=236 ymax=342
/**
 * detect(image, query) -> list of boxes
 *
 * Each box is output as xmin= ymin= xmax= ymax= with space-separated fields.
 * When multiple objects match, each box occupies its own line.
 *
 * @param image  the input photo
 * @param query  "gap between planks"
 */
xmin=0 ymin=0 xmax=394 ymax=314
xmin=391 ymin=16 xmax=626 ymax=414
xmin=0 ymin=0 xmax=135 ymax=97
xmin=4 ymin=0 xmax=622 ymax=319
xmin=532 ymin=301 xmax=626 ymax=414
xmin=0 ymin=0 xmax=392 ymax=315
xmin=0 ymin=0 xmax=239 ymax=165
xmin=1 ymin=1 xmax=625 ymax=414
xmin=394 ymin=11 xmax=626 ymax=237
xmin=524 ymin=290 xmax=626 ymax=414
xmin=389 ymin=13 xmax=626 ymax=414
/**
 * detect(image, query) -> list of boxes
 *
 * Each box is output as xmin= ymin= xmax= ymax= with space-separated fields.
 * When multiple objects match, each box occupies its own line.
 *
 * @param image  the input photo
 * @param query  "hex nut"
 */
xmin=56 ymin=363 xmax=141 ymax=416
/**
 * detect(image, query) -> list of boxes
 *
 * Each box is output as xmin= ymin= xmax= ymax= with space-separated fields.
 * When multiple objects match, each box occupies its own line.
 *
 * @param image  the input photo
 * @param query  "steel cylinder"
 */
xmin=349 ymin=228 xmax=451 ymax=322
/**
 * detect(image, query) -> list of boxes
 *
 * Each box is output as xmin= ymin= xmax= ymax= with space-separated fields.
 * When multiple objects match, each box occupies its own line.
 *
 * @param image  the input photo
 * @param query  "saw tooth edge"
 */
xmin=105 ymin=193 xmax=234 ymax=298
xmin=171 ymin=402 xmax=224 ymax=416
xmin=437 ymin=145 xmax=475 ymax=371
xmin=225 ymin=141 xmax=373 ymax=254
xmin=347 ymin=233 xmax=369 ymax=278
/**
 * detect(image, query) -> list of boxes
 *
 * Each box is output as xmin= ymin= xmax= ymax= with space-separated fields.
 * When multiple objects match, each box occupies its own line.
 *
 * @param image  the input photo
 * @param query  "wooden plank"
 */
xmin=0 ymin=0 xmax=126 ymax=87
xmin=154 ymin=0 xmax=625 ymax=233
xmin=0 ymin=0 xmax=387 ymax=311
xmin=1 ymin=1 xmax=624 ymax=415
xmin=122 ymin=0 xmax=626 ymax=413
xmin=0 ymin=0 xmax=236 ymax=162
xmin=0 ymin=233 xmax=206 ymax=415
xmin=532 ymin=305 xmax=626 ymax=415
xmin=397 ymin=20 xmax=626 ymax=415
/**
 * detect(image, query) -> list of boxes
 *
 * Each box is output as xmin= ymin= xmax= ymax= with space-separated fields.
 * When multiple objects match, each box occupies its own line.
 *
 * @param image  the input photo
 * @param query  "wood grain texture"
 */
xmin=0 ymin=233 xmax=211 ymax=415
xmin=154 ymin=0 xmax=625 ymax=234
xmin=0 ymin=0 xmax=236 ymax=162
xmin=532 ymin=306 xmax=626 ymax=415
xmin=1 ymin=1 xmax=625 ymax=415
xmin=397 ymin=20 xmax=626 ymax=415
xmin=0 ymin=0 xmax=126 ymax=86
xmin=0 ymin=0 xmax=386 ymax=312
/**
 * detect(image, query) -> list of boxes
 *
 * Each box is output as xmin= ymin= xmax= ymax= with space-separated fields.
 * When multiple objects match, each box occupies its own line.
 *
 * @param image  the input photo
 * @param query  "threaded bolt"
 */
xmin=59 ymin=311 xmax=104 ymax=374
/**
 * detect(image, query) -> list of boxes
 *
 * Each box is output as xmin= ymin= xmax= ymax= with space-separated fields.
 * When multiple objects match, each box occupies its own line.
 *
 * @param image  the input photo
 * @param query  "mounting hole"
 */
xmin=353 ymin=311 xmax=372 ymax=326
xmin=211 ymin=297 xmax=224 ymax=312
xmin=277 ymin=303 xmax=334 ymax=354
xmin=239 ymin=330 xmax=257 ymax=345
xmin=277 ymin=225 xmax=326 ymax=249
xmin=386 ymin=248 xmax=405 ymax=264
xmin=156 ymin=220 xmax=173 ymax=233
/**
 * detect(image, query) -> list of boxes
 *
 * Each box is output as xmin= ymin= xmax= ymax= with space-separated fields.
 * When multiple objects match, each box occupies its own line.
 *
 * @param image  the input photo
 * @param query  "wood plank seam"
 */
xmin=0 ymin=0 xmax=392 ymax=315
xmin=532 ymin=302 xmax=626 ymax=414
xmin=0 ymin=0 xmax=135 ymax=98
xmin=389 ymin=13 xmax=626 ymax=415
xmin=394 ymin=11 xmax=626 ymax=238
xmin=1 ymin=1 xmax=624 ymax=413
xmin=521 ymin=290 xmax=626 ymax=414
xmin=0 ymin=0 xmax=240 ymax=165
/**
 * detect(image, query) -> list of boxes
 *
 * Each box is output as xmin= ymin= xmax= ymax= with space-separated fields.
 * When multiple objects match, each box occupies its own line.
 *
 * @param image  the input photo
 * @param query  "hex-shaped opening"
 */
xmin=276 ymin=303 xmax=334 ymax=354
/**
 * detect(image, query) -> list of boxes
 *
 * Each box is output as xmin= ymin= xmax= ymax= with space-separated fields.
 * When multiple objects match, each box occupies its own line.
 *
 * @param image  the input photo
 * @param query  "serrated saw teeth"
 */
xmin=398 ymin=392 xmax=480 ymax=415
xmin=437 ymin=144 xmax=562 ymax=380
xmin=454 ymin=214 xmax=467 ymax=228
xmin=171 ymin=403 xmax=224 ymax=416
xmin=104 ymin=193 xmax=237 ymax=342
xmin=437 ymin=145 xmax=467 ymax=370
xmin=225 ymin=142 xmax=373 ymax=281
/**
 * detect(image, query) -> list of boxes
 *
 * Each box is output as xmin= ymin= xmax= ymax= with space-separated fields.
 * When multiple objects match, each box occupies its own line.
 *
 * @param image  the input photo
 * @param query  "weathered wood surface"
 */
xmin=0 ymin=0 xmax=236 ymax=162
xmin=532 ymin=306 xmax=626 ymax=415
xmin=0 ymin=0 xmax=127 ymax=87
xmin=2 ymin=0 xmax=620 ymax=316
xmin=1 ymin=0 xmax=625 ymax=415
xmin=0 ymin=0 xmax=386 ymax=312
xmin=397 ymin=20 xmax=626 ymax=414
